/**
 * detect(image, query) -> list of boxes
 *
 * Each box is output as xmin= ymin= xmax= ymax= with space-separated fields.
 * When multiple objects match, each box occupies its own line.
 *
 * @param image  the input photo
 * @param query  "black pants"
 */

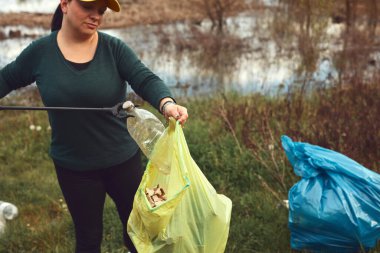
xmin=54 ymin=151 xmax=142 ymax=253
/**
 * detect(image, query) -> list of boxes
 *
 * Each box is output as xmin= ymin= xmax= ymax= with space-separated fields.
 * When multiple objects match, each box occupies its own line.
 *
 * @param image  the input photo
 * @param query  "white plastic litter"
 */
xmin=0 ymin=201 xmax=18 ymax=234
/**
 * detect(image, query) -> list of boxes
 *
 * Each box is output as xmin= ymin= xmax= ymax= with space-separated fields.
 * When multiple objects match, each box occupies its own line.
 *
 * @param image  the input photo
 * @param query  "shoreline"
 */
xmin=0 ymin=1 xmax=206 ymax=31
xmin=0 ymin=10 xmax=203 ymax=31
xmin=0 ymin=1 xmax=257 ymax=40
xmin=0 ymin=11 xmax=203 ymax=41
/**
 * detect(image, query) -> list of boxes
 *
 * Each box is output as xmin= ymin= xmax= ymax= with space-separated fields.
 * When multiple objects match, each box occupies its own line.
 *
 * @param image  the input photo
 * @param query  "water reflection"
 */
xmin=100 ymin=11 xmax=338 ymax=96
xmin=0 ymin=8 xmax=378 ymax=97
xmin=1 ymin=0 xmax=57 ymax=13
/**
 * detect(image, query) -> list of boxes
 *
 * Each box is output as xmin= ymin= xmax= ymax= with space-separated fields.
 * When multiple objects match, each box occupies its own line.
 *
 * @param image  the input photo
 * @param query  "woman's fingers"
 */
xmin=164 ymin=104 xmax=188 ymax=126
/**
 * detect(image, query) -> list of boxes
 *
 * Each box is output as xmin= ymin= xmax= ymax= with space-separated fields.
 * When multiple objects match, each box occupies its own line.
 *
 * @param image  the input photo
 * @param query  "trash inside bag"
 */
xmin=127 ymin=119 xmax=232 ymax=253
xmin=281 ymin=135 xmax=380 ymax=253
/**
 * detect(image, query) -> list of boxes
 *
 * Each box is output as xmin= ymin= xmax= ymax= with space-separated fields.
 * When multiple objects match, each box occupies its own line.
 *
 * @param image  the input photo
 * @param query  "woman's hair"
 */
xmin=51 ymin=4 xmax=63 ymax=32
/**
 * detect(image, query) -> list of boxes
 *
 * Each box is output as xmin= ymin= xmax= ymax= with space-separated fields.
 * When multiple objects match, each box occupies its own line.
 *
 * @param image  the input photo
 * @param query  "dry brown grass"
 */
xmin=0 ymin=0 xmax=251 ymax=30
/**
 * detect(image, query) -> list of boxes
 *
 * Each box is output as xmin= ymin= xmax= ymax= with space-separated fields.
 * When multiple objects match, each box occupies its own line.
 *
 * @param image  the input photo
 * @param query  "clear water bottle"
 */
xmin=123 ymin=101 xmax=171 ymax=174
xmin=0 ymin=201 xmax=18 ymax=234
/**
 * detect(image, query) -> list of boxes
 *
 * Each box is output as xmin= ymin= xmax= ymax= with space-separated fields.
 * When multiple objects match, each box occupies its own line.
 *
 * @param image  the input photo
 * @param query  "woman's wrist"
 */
xmin=160 ymin=100 xmax=176 ymax=115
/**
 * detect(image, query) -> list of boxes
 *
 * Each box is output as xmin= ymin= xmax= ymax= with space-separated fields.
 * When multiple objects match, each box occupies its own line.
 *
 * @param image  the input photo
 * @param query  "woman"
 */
xmin=0 ymin=0 xmax=188 ymax=252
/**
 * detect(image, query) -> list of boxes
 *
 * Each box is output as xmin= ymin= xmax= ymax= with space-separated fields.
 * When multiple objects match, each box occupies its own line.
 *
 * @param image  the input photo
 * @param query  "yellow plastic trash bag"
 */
xmin=127 ymin=119 xmax=232 ymax=253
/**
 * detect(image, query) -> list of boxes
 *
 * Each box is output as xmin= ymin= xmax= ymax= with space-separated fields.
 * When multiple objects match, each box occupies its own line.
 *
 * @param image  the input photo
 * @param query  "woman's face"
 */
xmin=61 ymin=0 xmax=107 ymax=36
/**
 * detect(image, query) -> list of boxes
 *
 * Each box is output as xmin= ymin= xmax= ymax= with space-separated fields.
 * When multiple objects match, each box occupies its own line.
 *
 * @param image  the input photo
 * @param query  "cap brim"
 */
xmin=79 ymin=0 xmax=121 ymax=12
xmin=107 ymin=0 xmax=120 ymax=12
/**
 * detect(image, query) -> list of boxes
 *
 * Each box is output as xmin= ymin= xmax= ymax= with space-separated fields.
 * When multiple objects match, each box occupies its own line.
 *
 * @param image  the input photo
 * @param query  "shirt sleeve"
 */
xmin=0 ymin=41 xmax=38 ymax=99
xmin=0 ymin=73 xmax=11 ymax=98
xmin=114 ymin=38 xmax=173 ymax=110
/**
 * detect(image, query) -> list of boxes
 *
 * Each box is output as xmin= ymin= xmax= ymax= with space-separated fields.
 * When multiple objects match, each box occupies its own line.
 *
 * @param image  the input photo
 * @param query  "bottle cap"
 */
xmin=122 ymin=101 xmax=135 ymax=111
xmin=0 ymin=202 xmax=18 ymax=220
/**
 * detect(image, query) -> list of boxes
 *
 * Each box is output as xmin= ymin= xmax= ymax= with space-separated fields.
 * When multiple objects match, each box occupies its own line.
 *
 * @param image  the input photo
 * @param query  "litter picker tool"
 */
xmin=0 ymin=102 xmax=133 ymax=118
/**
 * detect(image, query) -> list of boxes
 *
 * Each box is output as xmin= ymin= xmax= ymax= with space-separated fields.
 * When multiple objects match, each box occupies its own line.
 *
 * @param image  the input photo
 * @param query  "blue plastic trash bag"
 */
xmin=281 ymin=135 xmax=380 ymax=253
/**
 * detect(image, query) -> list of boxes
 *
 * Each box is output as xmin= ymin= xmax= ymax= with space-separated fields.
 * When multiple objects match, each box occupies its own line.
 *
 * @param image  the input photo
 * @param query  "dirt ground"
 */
xmin=0 ymin=1 xmax=205 ymax=30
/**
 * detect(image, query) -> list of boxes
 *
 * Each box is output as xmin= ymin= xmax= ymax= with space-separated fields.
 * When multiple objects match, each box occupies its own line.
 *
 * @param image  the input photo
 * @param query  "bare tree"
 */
xmin=367 ymin=0 xmax=378 ymax=37
xmin=187 ymin=0 xmax=246 ymax=34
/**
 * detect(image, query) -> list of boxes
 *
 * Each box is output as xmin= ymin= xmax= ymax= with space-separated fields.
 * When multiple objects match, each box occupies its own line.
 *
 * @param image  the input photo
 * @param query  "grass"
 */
xmin=0 ymin=85 xmax=379 ymax=252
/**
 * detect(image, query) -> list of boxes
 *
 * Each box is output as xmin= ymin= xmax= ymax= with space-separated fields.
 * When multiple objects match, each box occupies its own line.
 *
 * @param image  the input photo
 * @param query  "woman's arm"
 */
xmin=0 ymin=41 xmax=39 ymax=99
xmin=114 ymin=37 xmax=188 ymax=125
xmin=0 ymin=73 xmax=12 ymax=99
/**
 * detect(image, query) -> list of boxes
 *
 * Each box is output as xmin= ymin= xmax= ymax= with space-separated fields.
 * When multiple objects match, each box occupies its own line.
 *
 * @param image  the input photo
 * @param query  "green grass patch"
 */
xmin=0 ymin=86 xmax=379 ymax=252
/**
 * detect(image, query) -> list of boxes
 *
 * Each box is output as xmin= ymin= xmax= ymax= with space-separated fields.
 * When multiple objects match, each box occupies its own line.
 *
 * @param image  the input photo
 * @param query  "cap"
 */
xmin=79 ymin=0 xmax=121 ymax=12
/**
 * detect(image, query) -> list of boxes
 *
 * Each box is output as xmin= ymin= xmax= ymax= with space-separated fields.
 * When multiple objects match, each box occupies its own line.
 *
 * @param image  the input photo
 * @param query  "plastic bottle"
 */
xmin=0 ymin=201 xmax=18 ymax=234
xmin=123 ymin=101 xmax=171 ymax=174
xmin=0 ymin=215 xmax=5 ymax=234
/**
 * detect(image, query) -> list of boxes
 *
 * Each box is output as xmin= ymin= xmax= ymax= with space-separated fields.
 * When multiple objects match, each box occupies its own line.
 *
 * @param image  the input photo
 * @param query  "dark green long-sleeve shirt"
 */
xmin=0 ymin=31 xmax=172 ymax=170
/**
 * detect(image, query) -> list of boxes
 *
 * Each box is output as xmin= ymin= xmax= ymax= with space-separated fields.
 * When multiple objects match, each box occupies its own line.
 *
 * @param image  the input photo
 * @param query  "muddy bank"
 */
xmin=0 ymin=1 xmax=205 ymax=31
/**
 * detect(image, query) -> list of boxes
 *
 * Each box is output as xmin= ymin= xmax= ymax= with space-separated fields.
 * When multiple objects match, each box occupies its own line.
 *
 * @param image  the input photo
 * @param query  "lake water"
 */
xmin=0 ymin=0 xmax=57 ymax=13
xmin=0 ymin=1 xmax=378 ymax=97
xmin=0 ymin=0 xmax=279 ymax=14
